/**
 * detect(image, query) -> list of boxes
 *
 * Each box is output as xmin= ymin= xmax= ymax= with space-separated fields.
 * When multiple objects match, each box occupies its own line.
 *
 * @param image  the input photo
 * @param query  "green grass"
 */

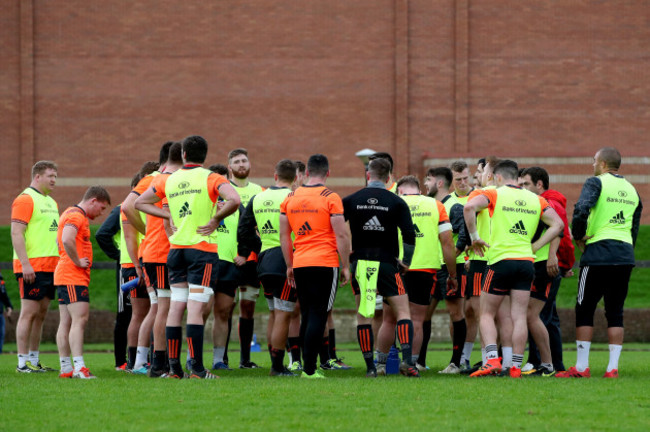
xmin=1 ymin=344 xmax=649 ymax=431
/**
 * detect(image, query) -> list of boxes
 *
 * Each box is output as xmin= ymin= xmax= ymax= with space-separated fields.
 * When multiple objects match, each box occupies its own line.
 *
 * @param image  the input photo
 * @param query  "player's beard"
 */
xmin=427 ymin=185 xmax=438 ymax=198
xmin=232 ymin=167 xmax=250 ymax=179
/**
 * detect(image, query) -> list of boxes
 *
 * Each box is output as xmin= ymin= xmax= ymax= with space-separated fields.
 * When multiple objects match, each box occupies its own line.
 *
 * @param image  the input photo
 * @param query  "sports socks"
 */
xmin=396 ymin=319 xmax=414 ymax=365
xmin=134 ymin=346 xmax=149 ymax=369
xmin=270 ymin=348 xmax=285 ymax=372
xmin=485 ymin=344 xmax=499 ymax=360
xmin=502 ymin=346 xmax=513 ymax=368
xmin=213 ymin=346 xmax=226 ymax=365
xmin=418 ymin=320 xmax=432 ymax=366
xmin=607 ymin=344 xmax=622 ymax=372
xmin=166 ymin=326 xmax=183 ymax=373
xmin=576 ymin=340 xmax=591 ymax=372
xmin=224 ymin=316 xmax=232 ymax=365
xmin=151 ymin=350 xmax=166 ymax=371
xmin=59 ymin=356 xmax=73 ymax=373
xmin=356 ymin=324 xmax=375 ymax=370
xmin=29 ymin=350 xmax=39 ymax=365
xmin=319 ymin=336 xmax=331 ymax=365
xmin=239 ymin=317 xmax=254 ymax=363
xmin=328 ymin=328 xmax=338 ymax=360
xmin=512 ymin=353 xmax=524 ymax=369
xmin=18 ymin=354 xmax=27 ymax=368
xmin=73 ymin=356 xmax=85 ymax=372
xmin=127 ymin=346 xmax=137 ymax=369
xmin=450 ymin=319 xmax=467 ymax=366
xmin=460 ymin=342 xmax=474 ymax=365
xmin=288 ymin=337 xmax=301 ymax=364
xmin=186 ymin=324 xmax=205 ymax=372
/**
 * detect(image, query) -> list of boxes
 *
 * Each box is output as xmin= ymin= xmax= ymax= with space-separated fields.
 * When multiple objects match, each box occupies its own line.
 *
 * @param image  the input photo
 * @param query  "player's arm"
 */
xmin=122 ymin=218 xmax=144 ymax=280
xmin=571 ymin=177 xmax=601 ymax=251
xmin=279 ymin=213 xmax=295 ymax=286
xmin=135 ymin=187 xmax=168 ymax=220
xmin=331 ymin=214 xmax=351 ymax=285
xmin=95 ymin=205 xmax=121 ymax=261
xmin=61 ymin=225 xmax=89 ymax=268
xmin=631 ymin=195 xmax=643 ymax=247
xmin=10 ymin=221 xmax=35 ymax=283
xmin=533 ymin=204 xmax=564 ymax=255
xmin=463 ymin=194 xmax=490 ymax=257
xmin=546 ymin=236 xmax=561 ymax=277
xmin=197 ymin=182 xmax=241 ymax=235
xmin=123 ymin=192 xmax=147 ymax=235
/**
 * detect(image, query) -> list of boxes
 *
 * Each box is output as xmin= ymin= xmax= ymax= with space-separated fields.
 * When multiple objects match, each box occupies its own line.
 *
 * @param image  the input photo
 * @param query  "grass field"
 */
xmin=0 ymin=343 xmax=649 ymax=431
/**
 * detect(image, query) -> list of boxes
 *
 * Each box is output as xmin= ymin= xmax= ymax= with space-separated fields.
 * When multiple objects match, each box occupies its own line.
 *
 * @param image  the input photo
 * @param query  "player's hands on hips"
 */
xmin=78 ymin=257 xmax=90 ymax=268
xmin=197 ymin=218 xmax=219 ymax=236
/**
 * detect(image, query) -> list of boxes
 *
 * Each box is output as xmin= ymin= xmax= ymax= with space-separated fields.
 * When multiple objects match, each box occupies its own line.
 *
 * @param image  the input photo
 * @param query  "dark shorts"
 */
xmin=143 ymin=263 xmax=170 ymax=291
xmin=121 ymin=267 xmax=147 ymax=299
xmin=432 ymin=267 xmax=446 ymax=301
xmin=260 ymin=274 xmax=297 ymax=303
xmin=257 ymin=247 xmax=287 ymax=277
xmin=167 ymin=249 xmax=219 ymax=287
xmin=466 ymin=260 xmax=487 ymax=298
xmin=16 ymin=272 xmax=55 ymax=301
xmin=237 ymin=260 xmax=261 ymax=288
xmin=531 ymin=261 xmax=553 ymax=302
xmin=404 ymin=270 xmax=437 ymax=306
xmin=350 ymin=261 xmax=405 ymax=299
xmin=294 ymin=266 xmax=339 ymax=312
xmin=57 ymin=285 xmax=89 ymax=304
xmin=441 ymin=263 xmax=466 ymax=300
xmin=483 ymin=260 xmax=535 ymax=296
xmin=214 ymin=260 xmax=237 ymax=298
xmin=576 ymin=265 xmax=633 ymax=328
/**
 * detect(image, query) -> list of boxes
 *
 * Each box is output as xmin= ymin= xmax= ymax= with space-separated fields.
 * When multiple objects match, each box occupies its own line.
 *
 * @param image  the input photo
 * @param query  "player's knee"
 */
xmin=188 ymin=284 xmax=214 ymax=303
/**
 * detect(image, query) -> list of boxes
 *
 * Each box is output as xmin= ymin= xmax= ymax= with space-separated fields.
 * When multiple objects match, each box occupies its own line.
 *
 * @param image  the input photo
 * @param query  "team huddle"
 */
xmin=11 ymin=137 xmax=642 ymax=379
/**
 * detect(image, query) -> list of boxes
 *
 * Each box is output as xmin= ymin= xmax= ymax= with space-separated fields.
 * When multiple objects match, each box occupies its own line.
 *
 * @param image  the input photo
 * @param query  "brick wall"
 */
xmin=1 ymin=1 xmax=648 ymax=223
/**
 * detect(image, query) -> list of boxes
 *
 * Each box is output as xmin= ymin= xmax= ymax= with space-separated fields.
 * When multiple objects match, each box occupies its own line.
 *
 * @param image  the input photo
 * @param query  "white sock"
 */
xmin=460 ymin=342 xmax=474 ymax=364
xmin=213 ymin=347 xmax=226 ymax=364
xmin=575 ymin=340 xmax=591 ymax=372
xmin=29 ymin=350 xmax=39 ymax=364
xmin=134 ymin=346 xmax=150 ymax=369
xmin=607 ymin=344 xmax=622 ymax=372
xmin=60 ymin=357 xmax=73 ymax=373
xmin=502 ymin=346 xmax=513 ymax=368
xmin=18 ymin=354 xmax=28 ymax=368
xmin=73 ymin=356 xmax=85 ymax=372
xmin=481 ymin=348 xmax=487 ymax=364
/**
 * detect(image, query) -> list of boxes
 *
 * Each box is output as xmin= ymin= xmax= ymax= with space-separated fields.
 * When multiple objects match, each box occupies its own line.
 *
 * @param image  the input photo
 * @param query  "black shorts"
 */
xmin=483 ymin=260 xmax=535 ymax=296
xmin=121 ymin=267 xmax=147 ymax=299
xmin=237 ymin=260 xmax=261 ymax=288
xmin=167 ymin=249 xmax=218 ymax=287
xmin=350 ymin=261 xmax=406 ymax=299
xmin=143 ymin=263 xmax=170 ymax=291
xmin=17 ymin=272 xmax=55 ymax=301
xmin=441 ymin=263 xmax=466 ymax=300
xmin=404 ymin=270 xmax=437 ymax=306
xmin=531 ymin=261 xmax=553 ymax=302
xmin=432 ymin=267 xmax=446 ymax=301
xmin=466 ymin=260 xmax=487 ymax=298
xmin=57 ymin=285 xmax=89 ymax=304
xmin=257 ymin=247 xmax=287 ymax=277
xmin=260 ymin=274 xmax=297 ymax=303
xmin=214 ymin=260 xmax=237 ymax=297
xmin=576 ymin=265 xmax=633 ymax=328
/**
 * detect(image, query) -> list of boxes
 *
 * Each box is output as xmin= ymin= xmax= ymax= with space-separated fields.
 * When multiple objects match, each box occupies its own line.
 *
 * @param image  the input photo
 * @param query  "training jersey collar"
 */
xmin=182 ymin=164 xmax=202 ymax=169
xmin=367 ymin=180 xmax=386 ymax=189
xmin=28 ymin=186 xmax=44 ymax=195
xmin=74 ymin=205 xmax=87 ymax=216
xmin=302 ymin=183 xmax=325 ymax=188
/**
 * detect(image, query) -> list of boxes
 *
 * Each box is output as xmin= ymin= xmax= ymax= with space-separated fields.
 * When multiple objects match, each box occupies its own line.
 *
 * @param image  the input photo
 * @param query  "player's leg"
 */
xmin=56 ymin=298 xmax=73 ymax=377
xmin=67 ymin=287 xmax=93 ymax=378
xmin=602 ymin=265 xmax=633 ymax=377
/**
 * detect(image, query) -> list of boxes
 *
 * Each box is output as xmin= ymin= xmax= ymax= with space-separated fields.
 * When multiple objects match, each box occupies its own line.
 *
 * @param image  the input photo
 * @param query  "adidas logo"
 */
xmin=260 ymin=220 xmax=277 ymax=235
xmin=366 ymin=266 xmax=377 ymax=280
xmin=49 ymin=220 xmax=58 ymax=232
xmin=610 ymin=211 xmax=626 ymax=224
xmin=413 ymin=223 xmax=423 ymax=238
xmin=297 ymin=221 xmax=312 ymax=236
xmin=217 ymin=225 xmax=229 ymax=233
xmin=178 ymin=202 xmax=192 ymax=218
xmin=363 ymin=216 xmax=384 ymax=231
xmin=509 ymin=220 xmax=528 ymax=235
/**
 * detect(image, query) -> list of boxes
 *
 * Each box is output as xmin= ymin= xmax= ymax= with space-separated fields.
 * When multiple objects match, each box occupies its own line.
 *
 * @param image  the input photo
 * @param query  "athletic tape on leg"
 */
xmin=239 ymin=286 xmax=260 ymax=302
xmin=170 ymin=287 xmax=189 ymax=303
xmin=188 ymin=284 xmax=214 ymax=303
xmin=157 ymin=289 xmax=171 ymax=298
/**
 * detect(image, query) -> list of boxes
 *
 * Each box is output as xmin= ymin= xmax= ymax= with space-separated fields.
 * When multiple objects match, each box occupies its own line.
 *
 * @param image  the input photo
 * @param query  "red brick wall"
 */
xmin=2 ymin=0 xmax=648 ymax=224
